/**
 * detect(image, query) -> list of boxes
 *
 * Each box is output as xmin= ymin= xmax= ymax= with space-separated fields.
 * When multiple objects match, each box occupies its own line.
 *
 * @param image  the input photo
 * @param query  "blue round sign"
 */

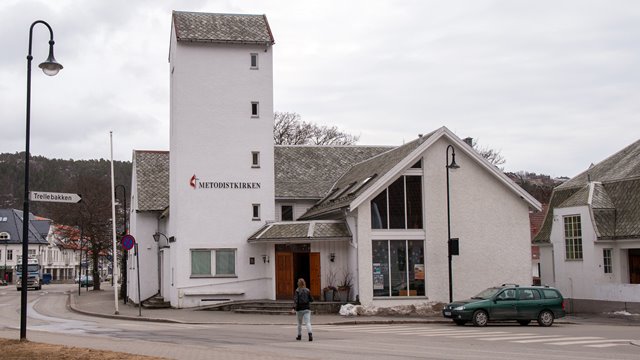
xmin=121 ymin=234 xmax=135 ymax=251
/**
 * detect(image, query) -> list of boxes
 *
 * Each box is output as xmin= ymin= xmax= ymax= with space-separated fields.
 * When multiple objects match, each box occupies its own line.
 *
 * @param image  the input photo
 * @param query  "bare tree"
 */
xmin=47 ymin=171 xmax=113 ymax=291
xmin=274 ymin=111 xmax=359 ymax=145
xmin=471 ymin=139 xmax=506 ymax=168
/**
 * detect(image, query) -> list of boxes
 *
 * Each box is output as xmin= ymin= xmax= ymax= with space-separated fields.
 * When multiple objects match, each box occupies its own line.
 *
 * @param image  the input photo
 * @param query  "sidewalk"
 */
xmin=68 ymin=284 xmax=639 ymax=326
xmin=68 ymin=284 xmax=452 ymax=325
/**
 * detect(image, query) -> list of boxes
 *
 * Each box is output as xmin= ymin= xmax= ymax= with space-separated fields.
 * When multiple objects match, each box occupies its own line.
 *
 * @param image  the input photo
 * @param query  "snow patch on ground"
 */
xmin=339 ymin=302 xmax=445 ymax=317
xmin=609 ymin=310 xmax=640 ymax=317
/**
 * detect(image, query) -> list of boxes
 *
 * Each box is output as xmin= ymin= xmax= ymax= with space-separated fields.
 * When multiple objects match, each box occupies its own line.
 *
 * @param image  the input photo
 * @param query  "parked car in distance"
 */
xmin=76 ymin=275 xmax=94 ymax=287
xmin=442 ymin=284 xmax=566 ymax=327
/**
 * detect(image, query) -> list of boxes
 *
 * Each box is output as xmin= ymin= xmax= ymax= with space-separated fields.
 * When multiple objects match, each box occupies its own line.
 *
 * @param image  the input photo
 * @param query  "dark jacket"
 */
xmin=294 ymin=287 xmax=314 ymax=311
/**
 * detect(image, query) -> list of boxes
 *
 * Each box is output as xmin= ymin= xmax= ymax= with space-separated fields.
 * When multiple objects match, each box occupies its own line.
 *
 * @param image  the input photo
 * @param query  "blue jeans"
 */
xmin=296 ymin=309 xmax=312 ymax=335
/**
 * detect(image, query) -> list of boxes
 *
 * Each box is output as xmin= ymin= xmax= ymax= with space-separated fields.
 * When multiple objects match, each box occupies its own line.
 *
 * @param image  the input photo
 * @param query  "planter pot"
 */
xmin=323 ymin=290 xmax=334 ymax=302
xmin=338 ymin=287 xmax=350 ymax=303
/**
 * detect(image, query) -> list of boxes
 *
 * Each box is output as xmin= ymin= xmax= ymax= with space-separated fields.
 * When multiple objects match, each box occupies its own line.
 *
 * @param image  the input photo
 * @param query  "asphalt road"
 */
xmin=0 ymin=284 xmax=639 ymax=359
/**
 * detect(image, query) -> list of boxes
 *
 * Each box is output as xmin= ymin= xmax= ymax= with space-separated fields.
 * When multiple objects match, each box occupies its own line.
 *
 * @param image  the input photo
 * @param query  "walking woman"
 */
xmin=293 ymin=278 xmax=314 ymax=341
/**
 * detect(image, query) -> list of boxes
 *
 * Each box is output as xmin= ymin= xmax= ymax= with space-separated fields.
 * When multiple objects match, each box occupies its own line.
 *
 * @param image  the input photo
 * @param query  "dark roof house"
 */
xmin=534 ymin=138 xmax=640 ymax=243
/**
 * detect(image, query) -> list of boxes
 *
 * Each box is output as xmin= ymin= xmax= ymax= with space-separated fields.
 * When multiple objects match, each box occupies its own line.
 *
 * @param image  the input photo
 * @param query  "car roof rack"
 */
xmin=500 ymin=283 xmax=519 ymax=287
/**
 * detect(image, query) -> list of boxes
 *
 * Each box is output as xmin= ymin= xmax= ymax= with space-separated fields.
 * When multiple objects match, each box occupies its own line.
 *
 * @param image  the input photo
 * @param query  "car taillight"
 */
xmin=562 ymin=300 xmax=566 ymax=310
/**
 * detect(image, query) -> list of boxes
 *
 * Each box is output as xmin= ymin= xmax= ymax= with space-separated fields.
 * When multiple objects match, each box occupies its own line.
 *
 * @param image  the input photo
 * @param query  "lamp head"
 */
xmin=38 ymin=40 xmax=63 ymax=76
xmin=447 ymin=157 xmax=460 ymax=169
xmin=152 ymin=232 xmax=160 ymax=242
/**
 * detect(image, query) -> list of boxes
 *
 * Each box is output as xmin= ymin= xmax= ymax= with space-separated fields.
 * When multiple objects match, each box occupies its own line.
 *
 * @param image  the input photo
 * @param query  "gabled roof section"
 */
xmin=172 ymin=11 xmax=275 ymax=45
xmin=558 ymin=138 xmax=640 ymax=189
xmin=275 ymin=145 xmax=393 ymax=199
xmin=535 ymin=138 xmax=640 ymax=242
xmin=558 ymin=184 xmax=590 ymax=208
xmin=248 ymin=220 xmax=351 ymax=243
xmin=0 ymin=208 xmax=49 ymax=245
xmin=300 ymin=127 xmax=541 ymax=220
xmin=134 ymin=150 xmax=169 ymax=212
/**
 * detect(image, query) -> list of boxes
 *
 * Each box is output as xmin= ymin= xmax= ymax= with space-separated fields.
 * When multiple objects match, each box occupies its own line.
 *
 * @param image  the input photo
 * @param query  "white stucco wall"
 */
xmin=168 ymin=28 xmax=275 ymax=307
xmin=549 ymin=205 xmax=640 ymax=303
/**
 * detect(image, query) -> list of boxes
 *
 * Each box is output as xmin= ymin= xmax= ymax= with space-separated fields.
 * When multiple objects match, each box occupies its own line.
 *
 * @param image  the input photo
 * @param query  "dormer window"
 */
xmin=0 ymin=232 xmax=9 ymax=240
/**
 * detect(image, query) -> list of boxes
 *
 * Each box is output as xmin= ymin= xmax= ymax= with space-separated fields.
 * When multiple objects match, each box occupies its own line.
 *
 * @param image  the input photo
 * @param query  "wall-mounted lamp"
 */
xmin=329 ymin=253 xmax=335 ymax=262
xmin=153 ymin=232 xmax=171 ymax=248
xmin=262 ymin=254 xmax=270 ymax=263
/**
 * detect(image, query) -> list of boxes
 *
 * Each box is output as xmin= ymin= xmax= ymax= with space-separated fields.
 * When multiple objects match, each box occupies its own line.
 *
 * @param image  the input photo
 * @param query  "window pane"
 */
xmin=371 ymin=190 xmax=388 ymax=229
xmin=408 ymin=240 xmax=425 ymax=296
xmin=191 ymin=250 xmax=211 ymax=275
xmin=406 ymin=176 xmax=423 ymax=229
xmin=216 ymin=249 xmax=235 ymax=275
xmin=372 ymin=240 xmax=389 ymax=297
xmin=281 ymin=205 xmax=293 ymax=221
xmin=390 ymin=240 xmax=407 ymax=297
xmin=388 ymin=177 xmax=406 ymax=229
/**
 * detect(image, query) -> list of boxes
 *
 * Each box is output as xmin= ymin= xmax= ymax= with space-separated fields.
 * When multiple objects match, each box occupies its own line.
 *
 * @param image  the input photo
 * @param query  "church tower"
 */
xmin=167 ymin=12 xmax=275 ymax=307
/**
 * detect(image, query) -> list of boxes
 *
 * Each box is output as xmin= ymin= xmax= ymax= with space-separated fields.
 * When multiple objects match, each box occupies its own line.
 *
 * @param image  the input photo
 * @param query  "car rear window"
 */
xmin=542 ymin=289 xmax=560 ymax=299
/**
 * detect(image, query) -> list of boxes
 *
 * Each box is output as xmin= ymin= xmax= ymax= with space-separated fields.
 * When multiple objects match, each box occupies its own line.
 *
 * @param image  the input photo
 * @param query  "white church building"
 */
xmin=128 ymin=11 xmax=540 ymax=309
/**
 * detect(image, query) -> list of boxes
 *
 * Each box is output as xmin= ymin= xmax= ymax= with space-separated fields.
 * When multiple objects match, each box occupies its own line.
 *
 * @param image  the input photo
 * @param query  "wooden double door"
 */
xmin=276 ymin=251 xmax=321 ymax=300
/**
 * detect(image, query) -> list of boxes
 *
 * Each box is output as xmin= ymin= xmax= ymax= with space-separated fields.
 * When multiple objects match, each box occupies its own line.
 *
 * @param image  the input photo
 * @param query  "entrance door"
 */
xmin=310 ymin=253 xmax=321 ymax=298
xmin=630 ymin=250 xmax=640 ymax=284
xmin=276 ymin=252 xmax=294 ymax=299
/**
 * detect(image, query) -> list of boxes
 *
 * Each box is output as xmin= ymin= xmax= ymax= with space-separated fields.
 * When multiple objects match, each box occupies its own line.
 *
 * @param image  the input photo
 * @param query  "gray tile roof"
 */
xmin=248 ymin=220 xmax=351 ymax=243
xmin=173 ymin=11 xmax=274 ymax=45
xmin=275 ymin=145 xmax=393 ymax=199
xmin=0 ymin=208 xmax=49 ymax=244
xmin=134 ymin=151 xmax=169 ymax=212
xmin=534 ymin=138 xmax=640 ymax=242
xmin=557 ymin=139 xmax=640 ymax=189
xmin=299 ymin=135 xmax=429 ymax=220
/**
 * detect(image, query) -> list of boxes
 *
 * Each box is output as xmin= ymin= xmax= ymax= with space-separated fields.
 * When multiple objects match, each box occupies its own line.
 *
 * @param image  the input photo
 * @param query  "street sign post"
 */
xmin=121 ymin=234 xmax=135 ymax=251
xmin=30 ymin=191 xmax=82 ymax=203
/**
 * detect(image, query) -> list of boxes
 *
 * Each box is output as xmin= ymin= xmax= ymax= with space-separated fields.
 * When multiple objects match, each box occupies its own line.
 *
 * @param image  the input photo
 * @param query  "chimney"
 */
xmin=463 ymin=137 xmax=473 ymax=146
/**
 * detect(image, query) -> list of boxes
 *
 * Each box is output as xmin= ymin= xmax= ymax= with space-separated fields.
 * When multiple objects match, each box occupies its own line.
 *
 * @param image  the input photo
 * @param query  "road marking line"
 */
xmin=587 ymin=343 xmax=628 ymax=348
xmin=513 ymin=336 xmax=602 ymax=344
xmin=478 ymin=334 xmax=541 ymax=341
xmin=450 ymin=331 xmax=509 ymax=338
xmin=548 ymin=339 xmax=628 ymax=346
xmin=419 ymin=330 xmax=488 ymax=336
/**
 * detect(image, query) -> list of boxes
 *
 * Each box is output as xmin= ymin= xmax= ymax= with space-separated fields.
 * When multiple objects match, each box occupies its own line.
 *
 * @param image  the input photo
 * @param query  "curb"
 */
xmin=67 ymin=292 xmax=581 ymax=327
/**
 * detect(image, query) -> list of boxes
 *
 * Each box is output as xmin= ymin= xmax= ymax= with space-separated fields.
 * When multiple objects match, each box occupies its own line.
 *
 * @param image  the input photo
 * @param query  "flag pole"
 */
xmin=110 ymin=131 xmax=120 ymax=314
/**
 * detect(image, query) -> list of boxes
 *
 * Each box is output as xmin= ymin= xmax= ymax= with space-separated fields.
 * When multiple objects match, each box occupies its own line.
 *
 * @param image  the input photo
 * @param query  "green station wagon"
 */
xmin=442 ymin=284 xmax=566 ymax=327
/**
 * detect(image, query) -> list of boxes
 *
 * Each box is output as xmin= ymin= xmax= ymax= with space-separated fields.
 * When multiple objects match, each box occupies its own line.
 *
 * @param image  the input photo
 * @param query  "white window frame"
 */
xmin=250 ymin=53 xmax=259 ymax=69
xmin=251 ymin=102 xmax=259 ymax=118
xmin=190 ymin=248 xmax=237 ymax=278
xmin=7 ymin=250 xmax=13 ymax=261
xmin=251 ymin=151 xmax=260 ymax=168
xmin=603 ymin=248 xmax=613 ymax=274
xmin=563 ymin=215 xmax=583 ymax=260
xmin=252 ymin=204 xmax=261 ymax=220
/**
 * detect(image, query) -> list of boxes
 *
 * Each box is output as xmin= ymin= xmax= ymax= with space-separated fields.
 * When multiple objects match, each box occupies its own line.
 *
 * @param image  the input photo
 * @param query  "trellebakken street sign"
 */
xmin=30 ymin=191 xmax=82 ymax=203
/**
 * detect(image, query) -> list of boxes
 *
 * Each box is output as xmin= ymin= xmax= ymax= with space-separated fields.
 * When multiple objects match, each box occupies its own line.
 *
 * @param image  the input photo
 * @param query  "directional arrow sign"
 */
xmin=30 ymin=191 xmax=82 ymax=204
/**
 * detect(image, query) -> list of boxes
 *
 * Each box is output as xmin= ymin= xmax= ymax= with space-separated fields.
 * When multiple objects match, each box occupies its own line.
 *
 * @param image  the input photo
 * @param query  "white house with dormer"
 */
xmin=128 ymin=11 xmax=540 ymax=309
xmin=535 ymin=139 xmax=640 ymax=313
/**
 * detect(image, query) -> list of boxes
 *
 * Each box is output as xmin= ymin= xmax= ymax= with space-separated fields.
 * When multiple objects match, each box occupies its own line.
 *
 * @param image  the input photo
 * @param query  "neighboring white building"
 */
xmin=535 ymin=139 xmax=640 ymax=313
xmin=128 ymin=11 xmax=540 ymax=308
xmin=0 ymin=209 xmax=50 ymax=283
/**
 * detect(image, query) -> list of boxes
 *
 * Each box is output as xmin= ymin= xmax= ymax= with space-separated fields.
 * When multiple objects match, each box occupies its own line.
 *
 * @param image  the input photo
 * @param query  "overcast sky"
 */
xmin=1 ymin=0 xmax=639 ymax=178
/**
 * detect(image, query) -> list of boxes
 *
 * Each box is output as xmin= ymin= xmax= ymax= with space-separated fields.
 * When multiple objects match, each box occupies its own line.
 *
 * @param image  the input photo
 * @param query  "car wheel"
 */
xmin=472 ymin=310 xmax=488 ymax=327
xmin=537 ymin=310 xmax=554 ymax=327
xmin=453 ymin=319 xmax=467 ymax=326
xmin=518 ymin=320 xmax=531 ymax=326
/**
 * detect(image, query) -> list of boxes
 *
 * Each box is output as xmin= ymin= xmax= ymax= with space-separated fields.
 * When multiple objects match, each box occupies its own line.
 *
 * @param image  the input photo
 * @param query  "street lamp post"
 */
xmin=446 ymin=145 xmax=460 ymax=303
xmin=2 ymin=239 xmax=7 ymax=285
xmin=115 ymin=184 xmax=127 ymax=303
xmin=21 ymin=20 xmax=63 ymax=341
